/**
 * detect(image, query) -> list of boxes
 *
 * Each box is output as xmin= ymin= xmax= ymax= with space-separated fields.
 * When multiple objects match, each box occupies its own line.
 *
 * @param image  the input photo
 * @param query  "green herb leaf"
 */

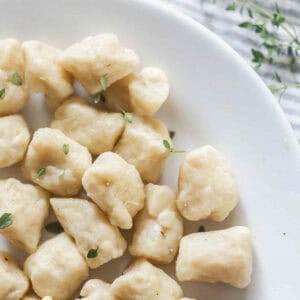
xmin=163 ymin=139 xmax=185 ymax=154
xmin=198 ymin=225 xmax=206 ymax=232
xmin=226 ymin=3 xmax=236 ymax=11
xmin=0 ymin=88 xmax=5 ymax=100
xmin=239 ymin=21 xmax=252 ymax=28
xmin=122 ymin=111 xmax=132 ymax=123
xmin=62 ymin=144 xmax=69 ymax=155
xmin=100 ymin=75 xmax=107 ymax=91
xmin=93 ymin=92 xmax=106 ymax=103
xmin=87 ymin=246 xmax=99 ymax=258
xmin=37 ymin=167 xmax=46 ymax=177
xmin=10 ymin=72 xmax=22 ymax=86
xmin=45 ymin=221 xmax=64 ymax=234
xmin=275 ymin=72 xmax=282 ymax=83
xmin=0 ymin=213 xmax=13 ymax=229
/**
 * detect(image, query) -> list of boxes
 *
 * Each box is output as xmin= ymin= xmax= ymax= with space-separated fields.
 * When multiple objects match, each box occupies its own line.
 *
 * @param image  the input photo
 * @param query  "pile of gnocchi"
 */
xmin=0 ymin=34 xmax=253 ymax=300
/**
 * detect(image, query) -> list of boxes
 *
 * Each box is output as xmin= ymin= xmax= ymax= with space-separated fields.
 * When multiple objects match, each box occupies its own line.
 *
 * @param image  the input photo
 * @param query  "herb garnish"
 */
xmin=0 ymin=213 xmax=13 ymax=229
xmin=37 ymin=167 xmax=46 ymax=177
xmin=163 ymin=139 xmax=185 ymax=154
xmin=93 ymin=75 xmax=107 ymax=103
xmin=0 ymin=88 xmax=5 ymax=100
xmin=45 ymin=221 xmax=64 ymax=234
xmin=198 ymin=225 xmax=206 ymax=232
xmin=11 ymin=72 xmax=22 ymax=86
xmin=224 ymin=1 xmax=300 ymax=98
xmin=62 ymin=144 xmax=69 ymax=155
xmin=87 ymin=246 xmax=99 ymax=258
xmin=122 ymin=110 xmax=132 ymax=123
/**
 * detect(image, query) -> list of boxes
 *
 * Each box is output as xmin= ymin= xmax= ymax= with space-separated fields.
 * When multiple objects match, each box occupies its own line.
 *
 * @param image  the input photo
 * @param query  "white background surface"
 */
xmin=0 ymin=0 xmax=300 ymax=299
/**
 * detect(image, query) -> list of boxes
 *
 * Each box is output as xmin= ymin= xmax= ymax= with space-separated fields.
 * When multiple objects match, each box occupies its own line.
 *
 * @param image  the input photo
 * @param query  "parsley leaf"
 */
xmin=122 ymin=111 xmax=132 ymax=123
xmin=87 ymin=246 xmax=99 ymax=258
xmin=93 ymin=92 xmax=106 ymax=103
xmin=0 ymin=213 xmax=13 ymax=229
xmin=62 ymin=144 xmax=69 ymax=155
xmin=10 ymin=72 xmax=22 ymax=86
xmin=37 ymin=167 xmax=46 ymax=177
xmin=0 ymin=88 xmax=5 ymax=100
xmin=163 ymin=139 xmax=185 ymax=154
xmin=45 ymin=221 xmax=64 ymax=234
xmin=100 ymin=75 xmax=107 ymax=91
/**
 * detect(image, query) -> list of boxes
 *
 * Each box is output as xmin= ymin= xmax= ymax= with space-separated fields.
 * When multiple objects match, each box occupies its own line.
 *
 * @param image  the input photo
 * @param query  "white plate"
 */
xmin=1 ymin=0 xmax=300 ymax=299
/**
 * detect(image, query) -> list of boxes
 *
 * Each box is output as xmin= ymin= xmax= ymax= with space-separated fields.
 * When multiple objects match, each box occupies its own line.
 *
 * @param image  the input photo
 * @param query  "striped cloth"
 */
xmin=160 ymin=0 xmax=300 ymax=141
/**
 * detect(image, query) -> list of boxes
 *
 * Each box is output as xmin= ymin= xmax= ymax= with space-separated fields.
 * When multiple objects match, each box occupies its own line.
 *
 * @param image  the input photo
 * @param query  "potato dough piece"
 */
xmin=176 ymin=226 xmax=252 ymax=288
xmin=0 ymin=115 xmax=30 ymax=168
xmin=22 ymin=41 xmax=73 ymax=111
xmin=23 ymin=128 xmax=92 ymax=196
xmin=111 ymin=258 xmax=183 ymax=300
xmin=77 ymin=279 xmax=119 ymax=300
xmin=22 ymin=292 xmax=52 ymax=300
xmin=50 ymin=97 xmax=125 ymax=155
xmin=0 ymin=39 xmax=28 ymax=116
xmin=82 ymin=152 xmax=145 ymax=229
xmin=106 ymin=67 xmax=169 ymax=116
xmin=50 ymin=197 xmax=127 ymax=268
xmin=24 ymin=233 xmax=88 ymax=300
xmin=114 ymin=115 xmax=170 ymax=183
xmin=176 ymin=145 xmax=239 ymax=221
xmin=129 ymin=184 xmax=183 ymax=264
xmin=59 ymin=34 xmax=139 ymax=94
xmin=0 ymin=250 xmax=29 ymax=300
xmin=0 ymin=178 xmax=49 ymax=253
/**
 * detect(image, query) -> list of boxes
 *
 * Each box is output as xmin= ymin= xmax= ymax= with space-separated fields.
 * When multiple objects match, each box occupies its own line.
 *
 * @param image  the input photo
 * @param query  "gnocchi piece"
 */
xmin=24 ymin=233 xmax=89 ymax=300
xmin=111 ymin=258 xmax=183 ymax=300
xmin=50 ymin=97 xmax=125 ymax=155
xmin=0 ymin=178 xmax=49 ymax=253
xmin=176 ymin=226 xmax=253 ymax=288
xmin=129 ymin=184 xmax=183 ymax=264
xmin=106 ymin=67 xmax=169 ymax=116
xmin=59 ymin=34 xmax=139 ymax=94
xmin=0 ymin=39 xmax=28 ymax=116
xmin=50 ymin=197 xmax=127 ymax=268
xmin=77 ymin=279 xmax=118 ymax=300
xmin=0 ymin=250 xmax=29 ymax=300
xmin=176 ymin=145 xmax=239 ymax=221
xmin=22 ymin=292 xmax=52 ymax=300
xmin=114 ymin=115 xmax=170 ymax=183
xmin=82 ymin=152 xmax=145 ymax=229
xmin=21 ymin=41 xmax=73 ymax=111
xmin=22 ymin=127 xmax=92 ymax=196
xmin=0 ymin=114 xmax=30 ymax=168
xmin=180 ymin=298 xmax=197 ymax=300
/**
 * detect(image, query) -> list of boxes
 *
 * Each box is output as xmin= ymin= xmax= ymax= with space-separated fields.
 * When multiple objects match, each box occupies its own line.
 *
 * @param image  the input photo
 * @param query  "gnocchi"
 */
xmin=105 ymin=67 xmax=169 ymax=116
xmin=82 ymin=152 xmax=145 ymax=229
xmin=50 ymin=197 xmax=127 ymax=268
xmin=176 ymin=226 xmax=252 ymax=288
xmin=77 ymin=279 xmax=118 ymax=300
xmin=59 ymin=34 xmax=139 ymax=95
xmin=22 ymin=41 xmax=73 ymax=111
xmin=129 ymin=183 xmax=183 ymax=264
xmin=114 ymin=115 xmax=170 ymax=183
xmin=0 ymin=178 xmax=49 ymax=253
xmin=24 ymin=233 xmax=89 ymax=300
xmin=0 ymin=114 xmax=30 ymax=168
xmin=176 ymin=145 xmax=239 ymax=221
xmin=50 ymin=96 xmax=125 ymax=155
xmin=0 ymin=250 xmax=29 ymax=300
xmin=0 ymin=39 xmax=28 ymax=116
xmin=22 ymin=127 xmax=92 ymax=196
xmin=111 ymin=258 xmax=183 ymax=300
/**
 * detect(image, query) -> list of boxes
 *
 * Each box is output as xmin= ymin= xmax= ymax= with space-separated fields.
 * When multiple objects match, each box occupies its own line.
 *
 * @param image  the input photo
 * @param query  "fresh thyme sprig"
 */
xmin=225 ymin=1 xmax=300 ymax=97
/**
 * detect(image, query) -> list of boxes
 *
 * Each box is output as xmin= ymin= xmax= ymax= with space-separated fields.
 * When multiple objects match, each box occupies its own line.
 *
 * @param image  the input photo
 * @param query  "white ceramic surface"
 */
xmin=0 ymin=0 xmax=300 ymax=299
